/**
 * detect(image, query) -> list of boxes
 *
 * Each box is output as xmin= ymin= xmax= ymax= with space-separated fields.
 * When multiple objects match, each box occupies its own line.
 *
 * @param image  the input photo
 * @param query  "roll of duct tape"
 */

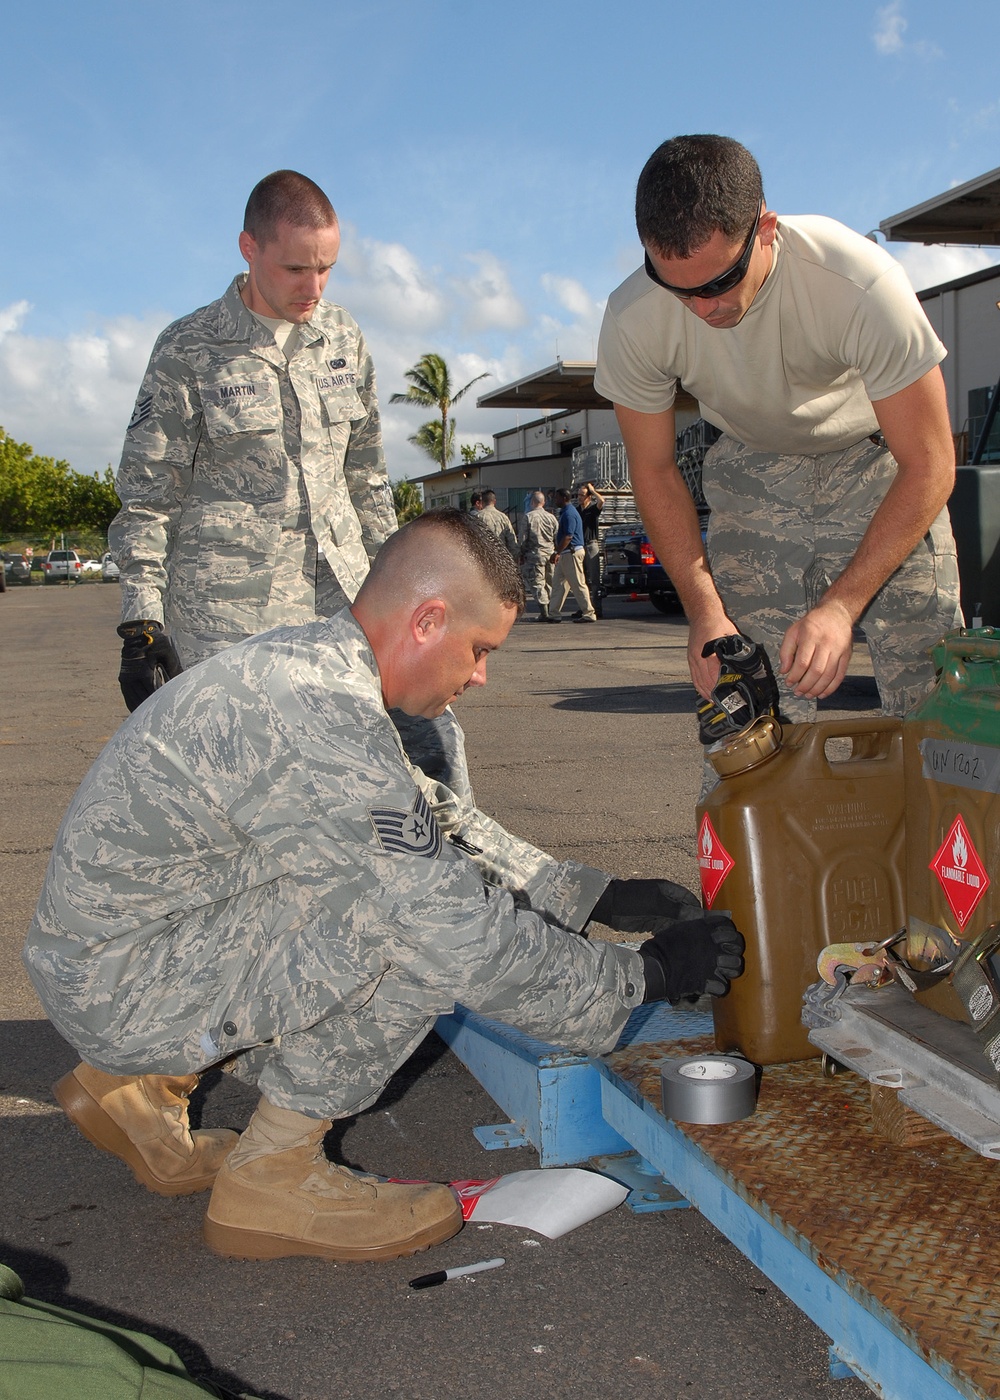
xmin=660 ymin=1055 xmax=757 ymax=1125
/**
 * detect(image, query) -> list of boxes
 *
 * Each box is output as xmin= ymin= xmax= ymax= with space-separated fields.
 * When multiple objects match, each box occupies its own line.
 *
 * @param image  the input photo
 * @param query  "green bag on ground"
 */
xmin=0 ymin=1264 xmax=259 ymax=1400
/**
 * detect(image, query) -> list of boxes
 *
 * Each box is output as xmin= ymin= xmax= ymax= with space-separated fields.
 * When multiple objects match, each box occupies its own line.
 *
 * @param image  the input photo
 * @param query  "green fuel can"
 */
xmin=903 ymin=630 xmax=1000 ymax=993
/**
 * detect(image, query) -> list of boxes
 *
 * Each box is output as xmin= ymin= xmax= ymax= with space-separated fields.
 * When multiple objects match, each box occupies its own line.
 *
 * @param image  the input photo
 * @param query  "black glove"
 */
xmin=590 ymin=877 xmax=705 ymax=930
xmin=696 ymin=633 xmax=780 ymax=746
xmin=638 ymin=915 xmax=746 ymax=1003
xmin=117 ymin=620 xmax=183 ymax=712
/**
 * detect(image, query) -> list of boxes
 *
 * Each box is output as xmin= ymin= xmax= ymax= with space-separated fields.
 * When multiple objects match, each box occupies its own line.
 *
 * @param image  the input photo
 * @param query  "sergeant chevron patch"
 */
xmin=369 ymin=790 xmax=443 ymax=858
xmin=127 ymin=393 xmax=153 ymax=432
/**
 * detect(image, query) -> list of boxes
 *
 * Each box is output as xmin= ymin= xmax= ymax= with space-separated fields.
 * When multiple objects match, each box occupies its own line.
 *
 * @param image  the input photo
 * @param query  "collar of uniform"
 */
xmin=219 ymin=274 xmax=281 ymax=357
xmin=324 ymin=607 xmax=386 ymax=709
xmin=218 ymin=274 xmax=325 ymax=358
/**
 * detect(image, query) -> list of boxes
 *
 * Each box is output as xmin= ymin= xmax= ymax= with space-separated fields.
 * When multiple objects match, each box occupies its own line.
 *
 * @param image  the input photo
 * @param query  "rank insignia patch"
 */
xmin=369 ymin=790 xmax=442 ymax=858
xmin=127 ymin=393 xmax=153 ymax=432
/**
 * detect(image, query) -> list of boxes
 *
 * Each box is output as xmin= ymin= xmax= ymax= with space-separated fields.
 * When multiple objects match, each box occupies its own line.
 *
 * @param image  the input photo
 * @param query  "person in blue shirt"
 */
xmin=549 ymin=488 xmax=597 ymax=622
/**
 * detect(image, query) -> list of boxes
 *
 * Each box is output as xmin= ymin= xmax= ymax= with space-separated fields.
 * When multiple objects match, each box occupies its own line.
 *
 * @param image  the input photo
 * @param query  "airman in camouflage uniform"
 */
xmin=518 ymin=491 xmax=558 ymax=619
xmin=109 ymin=169 xmax=470 ymax=798
xmin=474 ymin=491 xmax=519 ymax=558
xmin=110 ymin=275 xmax=396 ymax=663
xmin=27 ymin=511 xmax=741 ymax=1263
xmin=27 ymin=608 xmax=636 ymax=1108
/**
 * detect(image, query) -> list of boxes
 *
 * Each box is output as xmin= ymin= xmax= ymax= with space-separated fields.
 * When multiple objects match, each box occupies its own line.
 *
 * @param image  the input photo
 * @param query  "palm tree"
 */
xmin=390 ymin=353 xmax=489 ymax=471
xmin=407 ymin=419 xmax=455 ymax=469
xmin=391 ymin=478 xmax=424 ymax=524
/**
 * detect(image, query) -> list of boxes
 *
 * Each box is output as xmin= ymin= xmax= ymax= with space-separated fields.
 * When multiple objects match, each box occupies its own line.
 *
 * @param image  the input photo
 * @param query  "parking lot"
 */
xmin=0 ymin=581 xmax=878 ymax=1400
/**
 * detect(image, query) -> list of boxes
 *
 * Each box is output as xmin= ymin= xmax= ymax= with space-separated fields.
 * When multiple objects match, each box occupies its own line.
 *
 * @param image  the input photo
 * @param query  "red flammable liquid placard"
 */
xmin=929 ymin=813 xmax=991 ymax=931
xmin=698 ymin=812 xmax=734 ymax=909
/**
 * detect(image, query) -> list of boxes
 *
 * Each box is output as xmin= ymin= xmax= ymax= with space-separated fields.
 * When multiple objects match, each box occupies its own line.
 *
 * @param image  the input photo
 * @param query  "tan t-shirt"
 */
xmin=594 ymin=215 xmax=946 ymax=456
xmin=249 ymin=308 xmax=301 ymax=360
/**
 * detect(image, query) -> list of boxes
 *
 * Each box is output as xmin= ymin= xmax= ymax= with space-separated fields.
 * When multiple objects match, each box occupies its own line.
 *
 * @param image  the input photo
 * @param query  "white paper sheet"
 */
xmin=466 ymin=1168 xmax=629 ymax=1239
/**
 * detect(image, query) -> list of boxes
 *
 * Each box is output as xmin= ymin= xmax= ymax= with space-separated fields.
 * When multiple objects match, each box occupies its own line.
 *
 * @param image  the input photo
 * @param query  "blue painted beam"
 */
xmin=436 ymin=1001 xmax=714 ymax=1168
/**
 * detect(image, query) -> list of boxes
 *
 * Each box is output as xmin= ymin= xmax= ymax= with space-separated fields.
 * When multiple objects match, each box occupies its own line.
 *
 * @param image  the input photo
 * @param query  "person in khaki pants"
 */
xmin=549 ymin=488 xmax=597 ymax=622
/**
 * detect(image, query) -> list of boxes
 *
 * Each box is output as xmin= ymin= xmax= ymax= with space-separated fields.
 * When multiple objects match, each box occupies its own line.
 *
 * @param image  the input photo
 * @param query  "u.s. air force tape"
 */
xmin=660 ymin=1055 xmax=757 ymax=1124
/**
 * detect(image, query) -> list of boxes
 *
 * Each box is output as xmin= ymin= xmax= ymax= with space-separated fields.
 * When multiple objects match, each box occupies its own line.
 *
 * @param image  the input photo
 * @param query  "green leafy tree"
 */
xmin=460 ymin=441 xmax=493 ymax=463
xmin=0 ymin=428 xmax=120 ymax=539
xmin=390 ymin=353 xmax=489 ymax=471
xmin=392 ymin=478 xmax=424 ymax=524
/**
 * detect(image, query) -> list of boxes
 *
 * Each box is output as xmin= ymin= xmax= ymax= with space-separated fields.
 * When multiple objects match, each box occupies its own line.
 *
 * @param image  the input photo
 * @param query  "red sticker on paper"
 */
xmin=929 ymin=814 xmax=990 ymax=930
xmin=698 ymin=812 xmax=734 ymax=908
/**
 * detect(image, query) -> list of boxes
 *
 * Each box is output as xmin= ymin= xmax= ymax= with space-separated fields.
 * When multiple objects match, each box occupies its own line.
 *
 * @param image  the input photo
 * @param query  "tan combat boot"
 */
xmin=54 ymin=1062 xmax=239 ymax=1196
xmin=203 ymin=1097 xmax=463 ymax=1262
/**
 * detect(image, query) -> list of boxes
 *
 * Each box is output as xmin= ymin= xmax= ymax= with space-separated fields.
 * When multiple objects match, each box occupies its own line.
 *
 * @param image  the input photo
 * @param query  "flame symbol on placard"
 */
xmin=952 ymin=826 xmax=968 ymax=869
xmin=701 ymin=823 xmax=713 ymax=858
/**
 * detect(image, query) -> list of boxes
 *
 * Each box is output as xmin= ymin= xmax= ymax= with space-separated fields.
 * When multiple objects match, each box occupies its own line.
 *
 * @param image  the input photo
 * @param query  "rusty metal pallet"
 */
xmin=598 ymin=1034 xmax=1000 ymax=1400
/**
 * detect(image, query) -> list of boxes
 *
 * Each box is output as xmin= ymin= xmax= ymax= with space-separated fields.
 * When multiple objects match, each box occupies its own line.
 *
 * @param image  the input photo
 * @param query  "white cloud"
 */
xmin=0 ymin=305 xmax=165 ymax=471
xmin=0 ymin=231 xmax=605 ymax=485
xmin=889 ymin=242 xmax=1000 ymax=292
xmin=0 ymin=300 xmax=31 ymax=340
xmin=873 ymin=1 xmax=906 ymax=54
xmin=541 ymin=273 xmax=597 ymax=321
xmin=453 ymin=253 xmax=527 ymax=333
xmin=335 ymin=233 xmax=449 ymax=333
xmin=531 ymin=274 xmax=607 ymax=362
xmin=872 ymin=0 xmax=942 ymax=59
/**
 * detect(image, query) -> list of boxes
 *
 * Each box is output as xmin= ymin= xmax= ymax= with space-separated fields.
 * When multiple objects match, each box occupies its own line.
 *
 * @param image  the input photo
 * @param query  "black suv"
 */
xmin=600 ymin=511 xmax=710 ymax=615
xmin=3 ymin=552 xmax=32 ymax=586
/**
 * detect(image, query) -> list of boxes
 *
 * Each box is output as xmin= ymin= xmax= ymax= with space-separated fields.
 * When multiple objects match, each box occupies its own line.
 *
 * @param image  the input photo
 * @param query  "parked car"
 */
xmin=42 ymin=549 xmax=83 ymax=583
xmin=600 ymin=526 xmax=678 ymax=614
xmin=4 ymin=553 xmax=33 ymax=585
xmin=80 ymin=558 xmax=102 ymax=575
xmin=600 ymin=510 xmax=710 ymax=615
xmin=101 ymin=551 xmax=120 ymax=583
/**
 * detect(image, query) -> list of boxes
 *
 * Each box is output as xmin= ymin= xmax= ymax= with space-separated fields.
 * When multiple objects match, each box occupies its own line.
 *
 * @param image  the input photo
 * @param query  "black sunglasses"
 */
xmin=644 ymin=203 xmax=763 ymax=300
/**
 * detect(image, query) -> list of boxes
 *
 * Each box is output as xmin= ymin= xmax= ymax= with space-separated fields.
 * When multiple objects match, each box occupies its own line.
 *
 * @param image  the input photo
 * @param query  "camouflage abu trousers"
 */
xmin=703 ymin=433 xmax=963 ymax=722
xmin=521 ymin=549 xmax=553 ymax=607
xmin=79 ymin=868 xmax=621 ymax=1122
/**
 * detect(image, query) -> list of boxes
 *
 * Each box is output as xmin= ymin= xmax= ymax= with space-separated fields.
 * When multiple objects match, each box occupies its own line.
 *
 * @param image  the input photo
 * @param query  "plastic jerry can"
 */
xmin=904 ymin=630 xmax=1000 ymax=1000
xmin=696 ymin=715 xmax=906 ymax=1065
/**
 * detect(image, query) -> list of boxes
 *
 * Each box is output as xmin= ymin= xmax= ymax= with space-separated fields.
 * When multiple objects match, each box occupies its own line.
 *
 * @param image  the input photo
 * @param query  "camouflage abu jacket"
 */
xmin=518 ymin=508 xmax=557 ymax=555
xmin=109 ymin=276 xmax=398 ymax=667
xmin=25 ymin=610 xmax=644 ymax=1078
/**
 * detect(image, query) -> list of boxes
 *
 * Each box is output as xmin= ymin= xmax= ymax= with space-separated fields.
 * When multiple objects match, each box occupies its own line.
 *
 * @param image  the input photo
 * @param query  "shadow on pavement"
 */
xmin=549 ymin=683 xmax=694 ymax=714
xmin=0 ymin=1242 xmax=287 ymax=1400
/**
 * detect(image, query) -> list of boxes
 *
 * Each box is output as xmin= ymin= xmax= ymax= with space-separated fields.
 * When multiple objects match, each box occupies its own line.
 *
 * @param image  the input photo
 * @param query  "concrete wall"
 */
xmin=493 ymin=408 xmax=622 ymax=461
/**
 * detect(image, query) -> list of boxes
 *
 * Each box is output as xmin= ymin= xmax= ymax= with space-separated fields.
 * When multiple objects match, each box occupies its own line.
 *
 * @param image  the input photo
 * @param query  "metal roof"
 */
xmin=477 ymin=361 xmax=610 ymax=410
xmin=477 ymin=360 xmax=699 ymax=414
xmin=880 ymin=166 xmax=1000 ymax=246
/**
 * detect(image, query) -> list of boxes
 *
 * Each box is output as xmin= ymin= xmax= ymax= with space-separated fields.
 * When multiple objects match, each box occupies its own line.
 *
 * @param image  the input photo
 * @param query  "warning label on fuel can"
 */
xmin=698 ymin=813 xmax=735 ymax=908
xmin=929 ymin=814 xmax=990 ymax=930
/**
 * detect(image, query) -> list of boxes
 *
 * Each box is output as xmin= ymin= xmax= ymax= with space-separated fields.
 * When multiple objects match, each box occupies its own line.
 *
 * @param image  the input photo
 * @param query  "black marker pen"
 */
xmin=409 ymin=1256 xmax=505 ymax=1289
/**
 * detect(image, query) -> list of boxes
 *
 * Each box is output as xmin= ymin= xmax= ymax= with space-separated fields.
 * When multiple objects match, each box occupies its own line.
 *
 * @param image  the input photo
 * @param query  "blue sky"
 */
xmin=1 ymin=0 xmax=999 ymax=480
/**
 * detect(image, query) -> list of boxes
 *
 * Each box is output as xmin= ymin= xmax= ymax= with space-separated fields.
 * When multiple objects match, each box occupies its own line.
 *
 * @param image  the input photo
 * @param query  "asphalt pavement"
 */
xmin=0 ymin=581 xmax=880 ymax=1400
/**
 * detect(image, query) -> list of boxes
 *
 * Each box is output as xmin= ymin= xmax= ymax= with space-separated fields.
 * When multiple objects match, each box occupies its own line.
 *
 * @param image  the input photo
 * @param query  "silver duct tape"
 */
xmin=660 ymin=1055 xmax=757 ymax=1125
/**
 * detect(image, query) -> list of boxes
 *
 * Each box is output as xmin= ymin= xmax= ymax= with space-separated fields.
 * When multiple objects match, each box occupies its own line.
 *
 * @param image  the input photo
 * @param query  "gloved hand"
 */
xmin=589 ymin=877 xmax=705 ymax=931
xmin=696 ymin=633 xmax=779 ymax=746
xmin=638 ymin=915 xmax=746 ymax=1003
xmin=117 ymin=620 xmax=183 ymax=712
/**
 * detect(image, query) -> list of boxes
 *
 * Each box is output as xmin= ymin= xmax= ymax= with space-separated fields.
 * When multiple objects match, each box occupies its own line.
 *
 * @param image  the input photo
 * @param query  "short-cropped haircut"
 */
xmin=244 ymin=170 xmax=337 ymax=247
xmin=373 ymin=509 xmax=525 ymax=612
xmin=636 ymin=135 xmax=763 ymax=259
